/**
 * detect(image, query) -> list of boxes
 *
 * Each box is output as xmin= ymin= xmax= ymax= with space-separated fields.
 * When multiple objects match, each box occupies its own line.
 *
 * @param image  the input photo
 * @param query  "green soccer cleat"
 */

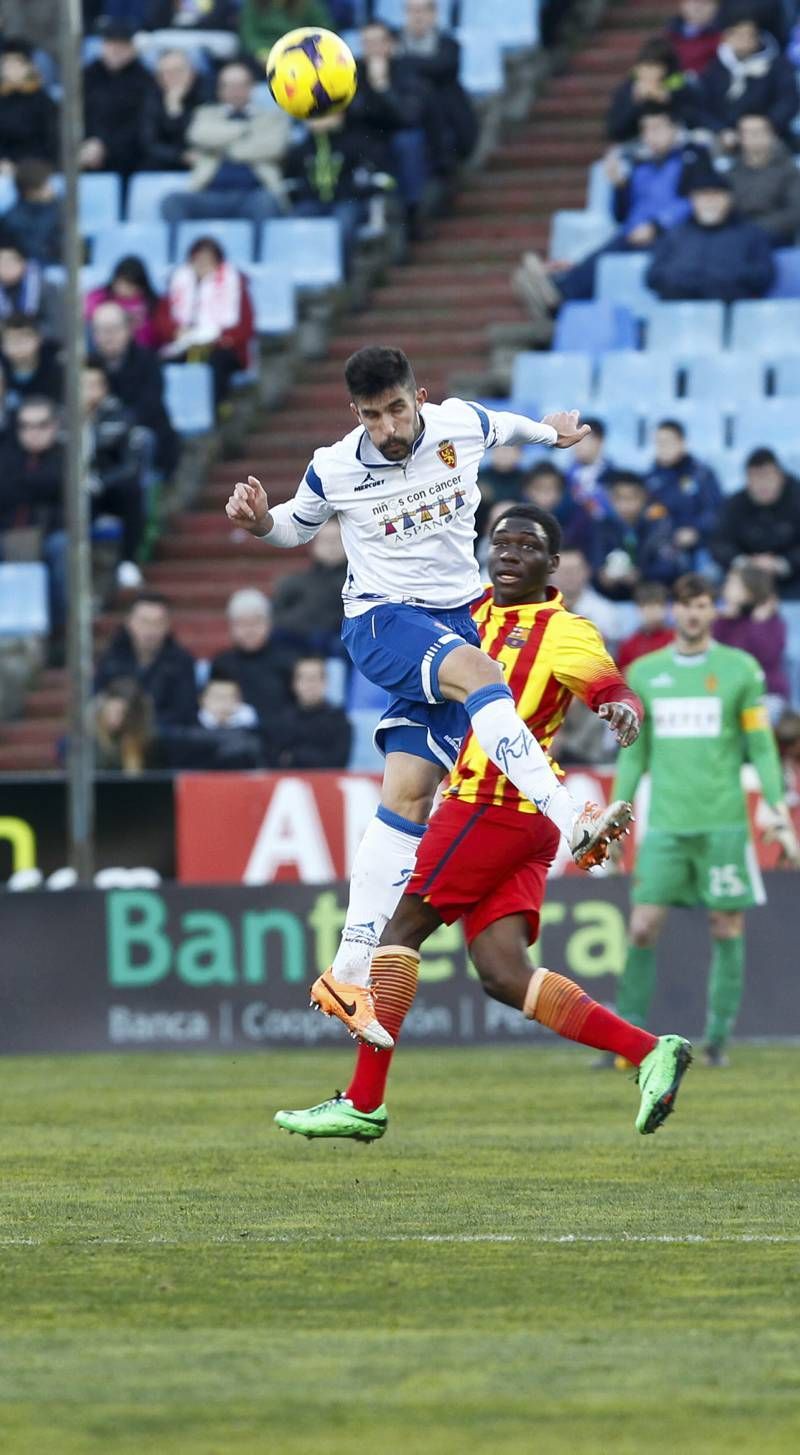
xmin=635 ymin=1034 xmax=693 ymax=1135
xmin=274 ymin=1092 xmax=388 ymax=1143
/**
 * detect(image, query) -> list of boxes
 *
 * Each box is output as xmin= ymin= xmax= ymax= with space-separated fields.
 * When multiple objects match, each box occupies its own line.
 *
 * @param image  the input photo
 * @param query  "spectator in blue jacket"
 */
xmin=591 ymin=472 xmax=680 ymax=601
xmin=563 ymin=417 xmax=616 ymax=519
xmin=698 ymin=6 xmax=798 ymax=147
xmin=645 ymin=419 xmax=723 ymax=573
xmin=646 ymin=162 xmax=775 ymax=300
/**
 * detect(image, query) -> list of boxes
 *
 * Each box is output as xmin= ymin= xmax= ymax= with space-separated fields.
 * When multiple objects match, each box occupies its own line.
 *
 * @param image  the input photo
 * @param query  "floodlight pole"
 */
xmin=60 ymin=0 xmax=95 ymax=883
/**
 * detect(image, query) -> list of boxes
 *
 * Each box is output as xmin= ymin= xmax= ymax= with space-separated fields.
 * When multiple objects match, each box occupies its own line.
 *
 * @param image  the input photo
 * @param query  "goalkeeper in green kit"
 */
xmin=610 ymin=573 xmax=800 ymax=1066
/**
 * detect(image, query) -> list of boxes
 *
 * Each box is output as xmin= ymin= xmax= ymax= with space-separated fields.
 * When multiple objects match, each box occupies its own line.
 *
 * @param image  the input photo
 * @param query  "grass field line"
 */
xmin=2 ymin=1232 xmax=800 ymax=1248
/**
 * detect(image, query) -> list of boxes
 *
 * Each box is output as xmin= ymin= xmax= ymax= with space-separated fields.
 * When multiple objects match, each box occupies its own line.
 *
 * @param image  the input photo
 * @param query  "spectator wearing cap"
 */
xmin=95 ymin=591 xmax=198 ymax=730
xmin=238 ymin=0 xmax=334 ymax=63
xmin=0 ymin=41 xmax=58 ymax=171
xmin=271 ymin=518 xmax=348 ymax=650
xmin=665 ymin=0 xmax=722 ymax=76
xmin=398 ymin=0 xmax=478 ymax=177
xmin=89 ymin=301 xmax=178 ymax=480
xmin=729 ymin=112 xmax=800 ymax=245
xmin=712 ymin=448 xmax=800 ymax=599
xmin=698 ymin=5 xmax=798 ymax=147
xmin=0 ymin=315 xmax=62 ymax=406
xmin=1 ymin=161 xmax=62 ymax=266
xmin=606 ymin=37 xmax=705 ymax=142
xmin=617 ymin=583 xmax=676 ymax=673
xmin=265 ymin=656 xmax=351 ymax=770
xmin=210 ymin=587 xmax=297 ymax=731
xmin=159 ymin=236 xmax=254 ymax=408
xmin=82 ymin=20 xmax=157 ymax=177
xmin=140 ymin=49 xmax=209 ymax=173
xmin=161 ymin=62 xmax=290 ymax=228
xmin=644 ymin=418 xmax=722 ymax=572
xmin=646 ymin=161 xmax=774 ymax=300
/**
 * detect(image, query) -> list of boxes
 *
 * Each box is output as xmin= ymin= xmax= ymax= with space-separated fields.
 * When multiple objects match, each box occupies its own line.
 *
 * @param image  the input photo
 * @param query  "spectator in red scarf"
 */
xmin=160 ymin=235 xmax=254 ymax=407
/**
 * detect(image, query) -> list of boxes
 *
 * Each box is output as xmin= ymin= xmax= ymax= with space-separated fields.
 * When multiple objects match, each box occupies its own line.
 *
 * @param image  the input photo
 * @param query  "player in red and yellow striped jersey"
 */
xmin=276 ymin=506 xmax=693 ymax=1142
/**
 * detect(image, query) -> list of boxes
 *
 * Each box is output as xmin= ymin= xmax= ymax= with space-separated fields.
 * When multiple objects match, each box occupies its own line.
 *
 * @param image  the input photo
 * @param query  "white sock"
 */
xmin=330 ymin=807 xmax=426 ymax=986
xmin=466 ymin=684 xmax=578 ymax=840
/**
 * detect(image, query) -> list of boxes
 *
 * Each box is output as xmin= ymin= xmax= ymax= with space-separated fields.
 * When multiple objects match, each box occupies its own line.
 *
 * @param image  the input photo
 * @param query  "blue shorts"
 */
xmin=341 ymin=602 xmax=480 ymax=770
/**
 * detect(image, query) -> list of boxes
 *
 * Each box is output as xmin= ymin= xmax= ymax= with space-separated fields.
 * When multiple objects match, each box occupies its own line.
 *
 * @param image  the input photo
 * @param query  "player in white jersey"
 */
xmin=226 ymin=346 xmax=633 ymax=1046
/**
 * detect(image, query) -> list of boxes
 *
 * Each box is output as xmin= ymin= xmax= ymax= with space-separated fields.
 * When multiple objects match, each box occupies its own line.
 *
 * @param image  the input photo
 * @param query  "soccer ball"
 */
xmin=266 ymin=27 xmax=358 ymax=121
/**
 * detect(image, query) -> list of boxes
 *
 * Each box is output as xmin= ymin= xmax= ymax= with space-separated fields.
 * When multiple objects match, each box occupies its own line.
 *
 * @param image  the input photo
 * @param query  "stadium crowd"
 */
xmin=2 ymin=1 xmax=800 ymax=774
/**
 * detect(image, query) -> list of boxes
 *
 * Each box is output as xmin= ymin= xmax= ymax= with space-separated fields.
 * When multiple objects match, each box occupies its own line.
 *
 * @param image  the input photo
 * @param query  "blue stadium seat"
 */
xmin=553 ymin=301 xmax=637 ymax=355
xmin=731 ymin=400 xmax=800 ymax=453
xmin=594 ymin=350 xmax=678 ymax=408
xmin=175 ymin=219 xmax=256 ymax=266
xmin=683 ymin=353 xmax=767 ymax=402
xmin=91 ymin=223 xmax=170 ymax=275
xmin=701 ymin=448 xmax=748 ymax=495
xmin=458 ymin=30 xmax=505 ymax=95
xmin=549 ymin=210 xmax=616 ymax=262
xmin=510 ymin=352 xmax=593 ymax=413
xmin=164 ymin=363 xmax=214 ymax=435
xmin=375 ymin=0 xmax=451 ymax=23
xmin=79 ymin=173 xmax=122 ymax=232
xmin=646 ymin=301 xmax=726 ymax=353
xmin=460 ymin=0 xmax=540 ymax=47
xmin=767 ymin=248 xmax=800 ymax=299
xmin=641 ymin=400 xmax=727 ymax=454
xmin=606 ymin=443 xmax=651 ymax=474
xmin=0 ymin=564 xmax=48 ymax=636
xmin=127 ymin=171 xmax=190 ymax=223
xmin=729 ymin=299 xmax=800 ymax=355
xmin=246 ymin=265 xmax=297 ymax=337
xmin=585 ymin=160 xmax=613 ymax=216
xmin=0 ymin=175 xmax=16 ymax=216
xmin=772 ymin=354 xmax=800 ymax=395
xmin=260 ymin=218 xmax=343 ymax=289
xmin=595 ymin=252 xmax=657 ymax=320
xmin=348 ymin=710 xmax=385 ymax=772
xmin=600 ymin=404 xmax=641 ymax=453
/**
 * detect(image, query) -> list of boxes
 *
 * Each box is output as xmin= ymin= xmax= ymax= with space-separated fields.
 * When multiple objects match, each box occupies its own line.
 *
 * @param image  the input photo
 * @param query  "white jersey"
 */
xmin=264 ymin=398 xmax=557 ymax=617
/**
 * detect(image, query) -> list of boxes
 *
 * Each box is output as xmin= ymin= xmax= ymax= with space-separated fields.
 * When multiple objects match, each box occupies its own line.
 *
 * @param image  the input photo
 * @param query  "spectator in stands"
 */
xmin=89 ymin=301 xmax=179 ymax=479
xmin=81 ymin=19 xmax=157 ymax=177
xmin=617 ymin=582 xmax=675 ymax=672
xmin=714 ymin=562 xmax=789 ymax=715
xmin=591 ymin=472 xmax=679 ymax=600
xmin=145 ymin=0 xmax=235 ymax=28
xmin=729 ymin=112 xmax=800 ymax=245
xmin=398 ymin=0 xmax=478 ymax=178
xmin=271 ymin=518 xmax=347 ymax=648
xmin=1 ymin=161 xmax=62 ymax=266
xmin=712 ymin=447 xmax=800 ymax=598
xmin=645 ymin=418 xmax=722 ymax=572
xmin=266 ymin=656 xmax=352 ymax=769
xmin=665 ymin=0 xmax=722 ymax=76
xmin=283 ymin=113 xmax=373 ymax=271
xmin=552 ymin=547 xmax=621 ymax=643
xmin=0 ymin=41 xmax=58 ymax=171
xmin=91 ymin=677 xmax=155 ymax=773
xmin=86 ymin=258 xmax=167 ymax=353
xmin=606 ymin=37 xmax=704 ymax=142
xmin=82 ymin=364 xmax=147 ymax=590
xmin=646 ymin=164 xmax=774 ymax=300
xmin=210 ymin=586 xmax=296 ymax=728
xmin=0 ymin=316 xmax=62 ymax=406
xmin=160 ymin=236 xmax=254 ymax=407
xmin=0 ymin=395 xmax=65 ymax=632
xmin=345 ymin=21 xmax=427 ymax=232
xmin=161 ymin=667 xmax=264 ymax=768
xmin=0 ymin=238 xmax=48 ymax=329
xmin=239 ymin=0 xmax=333 ymax=61
xmin=161 ymin=62 xmax=290 ymax=227
xmin=563 ymin=417 xmax=615 ymax=518
xmin=513 ymin=106 xmax=701 ymax=333
xmin=141 ymin=49 xmax=209 ymax=173
xmin=518 ymin=461 xmax=595 ymax=558
xmin=95 ymin=591 xmax=198 ymax=728
xmin=698 ymin=5 xmax=798 ymax=146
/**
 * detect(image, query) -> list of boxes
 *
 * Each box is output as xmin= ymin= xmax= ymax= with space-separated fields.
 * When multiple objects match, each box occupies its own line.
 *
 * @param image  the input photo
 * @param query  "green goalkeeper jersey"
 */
xmin=613 ymin=643 xmax=784 ymax=834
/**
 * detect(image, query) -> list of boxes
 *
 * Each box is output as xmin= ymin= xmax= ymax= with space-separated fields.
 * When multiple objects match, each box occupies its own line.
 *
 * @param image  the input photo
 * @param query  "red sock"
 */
xmin=346 ymin=947 xmax=420 ymax=1112
xmin=527 ymin=969 xmax=657 ymax=1065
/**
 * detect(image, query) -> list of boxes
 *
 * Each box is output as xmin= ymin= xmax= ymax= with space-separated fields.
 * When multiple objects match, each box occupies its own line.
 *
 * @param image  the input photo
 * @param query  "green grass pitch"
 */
xmin=1 ymin=1045 xmax=799 ymax=1454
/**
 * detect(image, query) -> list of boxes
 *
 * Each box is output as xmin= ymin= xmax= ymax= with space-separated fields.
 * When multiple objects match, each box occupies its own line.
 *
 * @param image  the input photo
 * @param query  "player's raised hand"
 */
xmin=598 ymin=701 xmax=641 ymax=748
xmin=542 ymin=410 xmax=591 ymax=450
xmin=760 ymin=803 xmax=800 ymax=869
xmin=225 ymin=474 xmax=271 ymax=536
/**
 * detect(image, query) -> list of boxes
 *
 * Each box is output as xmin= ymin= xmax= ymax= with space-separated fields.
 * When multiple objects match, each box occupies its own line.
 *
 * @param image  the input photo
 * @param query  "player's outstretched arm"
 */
xmin=541 ymin=410 xmax=592 ymax=449
xmin=225 ymin=474 xmax=273 ymax=538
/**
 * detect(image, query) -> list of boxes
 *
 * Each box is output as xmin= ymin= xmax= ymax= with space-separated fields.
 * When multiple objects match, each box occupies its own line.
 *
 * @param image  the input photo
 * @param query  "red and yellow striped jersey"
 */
xmin=447 ymin=587 xmax=633 ymax=814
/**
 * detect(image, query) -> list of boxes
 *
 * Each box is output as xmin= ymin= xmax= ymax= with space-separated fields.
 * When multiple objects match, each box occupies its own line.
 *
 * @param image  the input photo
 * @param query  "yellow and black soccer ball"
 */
xmin=266 ymin=27 xmax=358 ymax=121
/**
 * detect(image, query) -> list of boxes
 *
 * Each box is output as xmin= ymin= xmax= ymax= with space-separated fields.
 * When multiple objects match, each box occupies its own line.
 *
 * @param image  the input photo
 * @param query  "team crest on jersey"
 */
xmin=437 ymin=440 xmax=457 ymax=468
xmin=505 ymin=627 xmax=531 ymax=649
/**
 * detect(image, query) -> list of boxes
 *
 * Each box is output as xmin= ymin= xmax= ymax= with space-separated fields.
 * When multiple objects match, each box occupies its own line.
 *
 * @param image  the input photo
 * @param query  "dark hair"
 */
xmin=722 ymin=3 xmax=761 ymax=29
xmin=109 ymin=255 xmax=159 ymax=309
xmin=525 ymin=460 xmax=565 ymax=484
xmin=672 ymin=572 xmax=716 ymax=604
xmin=610 ymin=470 xmax=646 ymax=490
xmin=13 ymin=158 xmax=52 ymax=195
xmin=656 ymin=418 xmax=686 ymax=438
xmin=490 ymin=502 xmax=562 ymax=556
xmin=0 ymin=312 xmax=39 ymax=333
xmin=205 ymin=668 xmax=241 ymax=691
xmin=582 ymin=416 xmax=606 ymax=438
xmin=731 ymin=563 xmax=773 ymax=607
xmin=128 ymin=591 xmax=170 ymax=613
xmin=344 ymin=345 xmax=417 ymax=401
xmin=187 ymin=235 xmax=225 ymax=265
xmin=638 ymin=101 xmax=675 ymax=122
xmin=636 ymin=37 xmax=680 ymax=70
xmin=634 ymin=581 xmax=669 ymax=606
xmin=746 ymin=446 xmax=779 ymax=469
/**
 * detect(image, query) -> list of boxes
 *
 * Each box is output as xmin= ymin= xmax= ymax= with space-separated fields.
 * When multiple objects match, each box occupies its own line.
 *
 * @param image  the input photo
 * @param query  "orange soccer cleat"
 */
xmin=309 ymin=973 xmax=395 ymax=1049
xmin=570 ymin=799 xmax=634 ymax=871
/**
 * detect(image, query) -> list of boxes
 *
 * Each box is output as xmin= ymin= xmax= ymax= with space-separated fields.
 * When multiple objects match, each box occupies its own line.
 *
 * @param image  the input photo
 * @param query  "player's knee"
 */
xmin=629 ymin=911 xmax=661 ymax=948
xmin=710 ymin=910 xmax=743 ymax=940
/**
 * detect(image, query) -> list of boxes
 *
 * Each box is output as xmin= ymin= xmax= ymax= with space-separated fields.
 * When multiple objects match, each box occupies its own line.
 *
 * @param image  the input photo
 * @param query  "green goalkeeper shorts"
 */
xmin=632 ymin=828 xmax=766 ymax=910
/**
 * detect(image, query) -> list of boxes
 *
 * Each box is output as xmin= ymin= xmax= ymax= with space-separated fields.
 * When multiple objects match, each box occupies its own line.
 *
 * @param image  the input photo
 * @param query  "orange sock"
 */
xmin=524 ymin=967 xmax=657 ymax=1065
xmin=346 ymin=946 xmax=420 ymax=1112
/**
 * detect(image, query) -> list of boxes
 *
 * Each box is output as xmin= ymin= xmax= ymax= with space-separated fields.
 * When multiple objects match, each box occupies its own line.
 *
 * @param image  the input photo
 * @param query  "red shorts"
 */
xmin=406 ymin=797 xmax=560 ymax=945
